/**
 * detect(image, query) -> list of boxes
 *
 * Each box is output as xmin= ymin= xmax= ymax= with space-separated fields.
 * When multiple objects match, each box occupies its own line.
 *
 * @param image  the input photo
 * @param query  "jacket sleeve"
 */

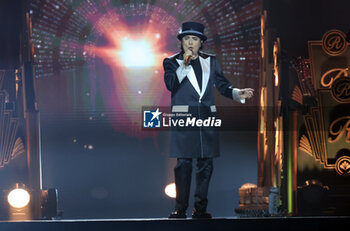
xmin=163 ymin=58 xmax=190 ymax=92
xmin=213 ymin=56 xmax=245 ymax=103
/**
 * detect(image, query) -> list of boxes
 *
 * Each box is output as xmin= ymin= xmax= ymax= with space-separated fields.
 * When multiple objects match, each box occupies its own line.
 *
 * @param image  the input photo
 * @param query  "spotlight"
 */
xmin=4 ymin=184 xmax=61 ymax=220
xmin=7 ymin=184 xmax=31 ymax=209
xmin=164 ymin=183 xmax=176 ymax=198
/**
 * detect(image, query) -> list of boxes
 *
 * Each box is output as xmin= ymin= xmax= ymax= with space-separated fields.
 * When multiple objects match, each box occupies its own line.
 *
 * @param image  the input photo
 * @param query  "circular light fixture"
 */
xmin=164 ymin=183 xmax=176 ymax=198
xmin=7 ymin=186 xmax=31 ymax=209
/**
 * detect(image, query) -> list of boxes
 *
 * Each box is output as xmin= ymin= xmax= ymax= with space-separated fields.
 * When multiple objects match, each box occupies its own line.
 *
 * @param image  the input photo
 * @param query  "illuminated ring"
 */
xmin=335 ymin=156 xmax=350 ymax=176
xmin=322 ymin=29 xmax=347 ymax=56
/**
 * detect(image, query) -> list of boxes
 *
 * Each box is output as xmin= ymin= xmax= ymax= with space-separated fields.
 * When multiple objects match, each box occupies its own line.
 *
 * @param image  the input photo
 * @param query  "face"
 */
xmin=181 ymin=35 xmax=202 ymax=55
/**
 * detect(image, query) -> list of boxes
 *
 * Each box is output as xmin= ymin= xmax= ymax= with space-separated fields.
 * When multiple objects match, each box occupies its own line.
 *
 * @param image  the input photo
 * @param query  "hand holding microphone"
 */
xmin=184 ymin=48 xmax=193 ymax=66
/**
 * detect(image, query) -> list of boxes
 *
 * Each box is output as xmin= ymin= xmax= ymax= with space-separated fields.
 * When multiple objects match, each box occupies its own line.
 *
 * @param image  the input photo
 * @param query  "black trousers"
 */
xmin=174 ymin=158 xmax=213 ymax=212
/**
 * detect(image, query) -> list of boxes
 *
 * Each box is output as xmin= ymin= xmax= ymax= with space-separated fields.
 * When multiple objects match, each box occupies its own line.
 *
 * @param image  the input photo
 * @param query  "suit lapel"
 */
xmin=199 ymin=56 xmax=210 ymax=100
xmin=176 ymin=59 xmax=201 ymax=96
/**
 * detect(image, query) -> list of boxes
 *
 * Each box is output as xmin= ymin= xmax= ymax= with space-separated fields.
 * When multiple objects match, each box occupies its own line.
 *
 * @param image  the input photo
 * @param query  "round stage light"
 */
xmin=164 ymin=183 xmax=176 ymax=198
xmin=7 ymin=188 xmax=31 ymax=209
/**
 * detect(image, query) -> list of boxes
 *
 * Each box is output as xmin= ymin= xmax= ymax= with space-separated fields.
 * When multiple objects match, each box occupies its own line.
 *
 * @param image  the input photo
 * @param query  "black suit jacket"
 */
xmin=163 ymin=51 xmax=237 ymax=158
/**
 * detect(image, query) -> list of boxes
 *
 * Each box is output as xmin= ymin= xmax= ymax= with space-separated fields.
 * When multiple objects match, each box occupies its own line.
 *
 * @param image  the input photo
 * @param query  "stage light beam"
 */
xmin=119 ymin=38 xmax=155 ymax=67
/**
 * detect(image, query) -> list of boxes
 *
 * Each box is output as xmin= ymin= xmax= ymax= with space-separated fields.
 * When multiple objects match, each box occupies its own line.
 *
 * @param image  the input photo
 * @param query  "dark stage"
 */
xmin=1 ymin=0 xmax=350 ymax=229
xmin=1 ymin=217 xmax=350 ymax=231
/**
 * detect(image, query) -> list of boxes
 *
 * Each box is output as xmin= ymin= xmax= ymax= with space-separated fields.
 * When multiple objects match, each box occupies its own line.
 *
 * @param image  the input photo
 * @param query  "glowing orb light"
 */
xmin=8 ymin=188 xmax=31 ymax=209
xmin=82 ymin=11 xmax=171 ymax=138
xmin=119 ymin=38 xmax=155 ymax=67
xmin=165 ymin=183 xmax=176 ymax=198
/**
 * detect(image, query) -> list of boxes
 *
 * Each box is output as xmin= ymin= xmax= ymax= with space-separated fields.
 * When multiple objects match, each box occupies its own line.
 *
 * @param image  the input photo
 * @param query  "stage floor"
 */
xmin=1 ymin=216 xmax=349 ymax=231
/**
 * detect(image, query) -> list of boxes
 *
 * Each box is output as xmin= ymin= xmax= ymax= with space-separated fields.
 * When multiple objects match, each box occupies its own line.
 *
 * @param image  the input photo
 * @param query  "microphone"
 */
xmin=184 ymin=48 xmax=193 ymax=65
xmin=184 ymin=55 xmax=191 ymax=65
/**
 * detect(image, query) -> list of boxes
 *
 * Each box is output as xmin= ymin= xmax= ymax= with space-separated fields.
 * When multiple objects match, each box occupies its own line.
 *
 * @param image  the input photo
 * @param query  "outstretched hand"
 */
xmin=239 ymin=88 xmax=254 ymax=99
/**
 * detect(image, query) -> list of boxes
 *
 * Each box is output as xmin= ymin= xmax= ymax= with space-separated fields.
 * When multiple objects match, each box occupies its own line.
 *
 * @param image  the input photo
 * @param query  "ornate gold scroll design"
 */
xmin=299 ymin=135 xmax=313 ymax=157
xmin=335 ymin=156 xmax=350 ymax=176
xmin=322 ymin=29 xmax=347 ymax=56
xmin=332 ymin=77 xmax=350 ymax=103
xmin=291 ymin=86 xmax=303 ymax=105
xmin=320 ymin=68 xmax=349 ymax=88
xmin=303 ymin=107 xmax=333 ymax=168
xmin=328 ymin=116 xmax=350 ymax=143
xmin=304 ymin=116 xmax=321 ymax=161
xmin=0 ymin=90 xmax=19 ymax=168
xmin=11 ymin=138 xmax=25 ymax=160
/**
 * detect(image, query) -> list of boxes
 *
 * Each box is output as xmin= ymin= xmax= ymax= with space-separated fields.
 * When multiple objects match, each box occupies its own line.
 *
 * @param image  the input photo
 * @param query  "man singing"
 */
xmin=163 ymin=21 xmax=254 ymax=219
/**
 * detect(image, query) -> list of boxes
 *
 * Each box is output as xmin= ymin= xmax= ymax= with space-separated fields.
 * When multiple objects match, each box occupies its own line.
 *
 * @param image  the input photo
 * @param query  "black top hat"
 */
xmin=177 ymin=21 xmax=207 ymax=41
